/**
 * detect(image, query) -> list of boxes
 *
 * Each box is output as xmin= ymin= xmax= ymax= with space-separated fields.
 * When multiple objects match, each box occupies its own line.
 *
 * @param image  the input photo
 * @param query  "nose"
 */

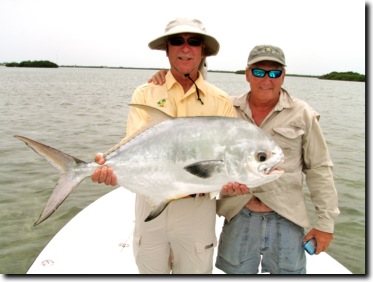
xmin=261 ymin=74 xmax=272 ymax=82
xmin=180 ymin=43 xmax=192 ymax=51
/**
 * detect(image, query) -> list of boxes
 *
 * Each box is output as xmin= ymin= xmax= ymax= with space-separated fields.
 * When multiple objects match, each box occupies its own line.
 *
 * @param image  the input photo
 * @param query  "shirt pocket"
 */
xmin=272 ymin=127 xmax=304 ymax=160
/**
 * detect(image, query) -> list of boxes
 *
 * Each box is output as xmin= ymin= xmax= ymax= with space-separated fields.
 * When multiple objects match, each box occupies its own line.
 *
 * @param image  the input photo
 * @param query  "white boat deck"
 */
xmin=27 ymin=187 xmax=352 ymax=274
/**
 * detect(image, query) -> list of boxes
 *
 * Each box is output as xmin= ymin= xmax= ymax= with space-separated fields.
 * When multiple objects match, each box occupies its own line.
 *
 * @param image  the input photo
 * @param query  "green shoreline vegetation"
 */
xmin=317 ymin=71 xmax=365 ymax=82
xmin=5 ymin=60 xmax=58 ymax=68
xmin=1 ymin=60 xmax=365 ymax=82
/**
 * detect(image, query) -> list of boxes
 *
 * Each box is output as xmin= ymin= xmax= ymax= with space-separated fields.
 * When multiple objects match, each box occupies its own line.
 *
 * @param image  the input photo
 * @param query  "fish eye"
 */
xmin=255 ymin=151 xmax=268 ymax=162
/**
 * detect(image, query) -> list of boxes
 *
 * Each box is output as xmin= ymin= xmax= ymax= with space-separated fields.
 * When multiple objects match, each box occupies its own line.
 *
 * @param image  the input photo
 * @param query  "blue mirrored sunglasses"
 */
xmin=168 ymin=36 xmax=203 ymax=47
xmin=251 ymin=68 xmax=283 ymax=78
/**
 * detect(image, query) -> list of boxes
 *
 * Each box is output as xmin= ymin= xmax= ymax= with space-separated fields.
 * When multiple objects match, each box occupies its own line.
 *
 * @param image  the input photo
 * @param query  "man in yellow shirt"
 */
xmin=92 ymin=18 xmax=236 ymax=274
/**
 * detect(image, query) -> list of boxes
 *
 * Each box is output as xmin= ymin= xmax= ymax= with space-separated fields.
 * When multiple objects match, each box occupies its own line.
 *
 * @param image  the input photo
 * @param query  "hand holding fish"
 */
xmin=91 ymin=153 xmax=117 ymax=186
xmin=221 ymin=182 xmax=250 ymax=196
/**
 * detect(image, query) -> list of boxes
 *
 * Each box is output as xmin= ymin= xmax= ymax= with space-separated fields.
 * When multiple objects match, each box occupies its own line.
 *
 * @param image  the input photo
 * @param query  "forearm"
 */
xmin=305 ymin=166 xmax=340 ymax=232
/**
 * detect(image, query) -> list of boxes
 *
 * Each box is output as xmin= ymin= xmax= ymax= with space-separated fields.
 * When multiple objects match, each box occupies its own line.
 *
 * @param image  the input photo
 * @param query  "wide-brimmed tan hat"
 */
xmin=148 ymin=18 xmax=220 ymax=56
xmin=247 ymin=45 xmax=286 ymax=66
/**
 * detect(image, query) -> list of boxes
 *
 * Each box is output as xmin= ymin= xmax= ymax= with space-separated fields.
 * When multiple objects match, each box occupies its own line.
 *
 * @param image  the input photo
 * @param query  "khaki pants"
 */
xmin=133 ymin=194 xmax=217 ymax=274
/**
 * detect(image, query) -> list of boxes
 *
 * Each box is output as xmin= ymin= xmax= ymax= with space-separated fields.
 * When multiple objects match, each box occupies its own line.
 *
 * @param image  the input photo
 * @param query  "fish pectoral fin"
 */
xmin=184 ymin=160 xmax=224 ymax=179
xmin=144 ymin=201 xmax=170 ymax=222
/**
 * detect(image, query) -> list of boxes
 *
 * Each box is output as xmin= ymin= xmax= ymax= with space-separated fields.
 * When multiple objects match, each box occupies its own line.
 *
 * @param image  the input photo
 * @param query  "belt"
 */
xmin=184 ymin=193 xmax=205 ymax=198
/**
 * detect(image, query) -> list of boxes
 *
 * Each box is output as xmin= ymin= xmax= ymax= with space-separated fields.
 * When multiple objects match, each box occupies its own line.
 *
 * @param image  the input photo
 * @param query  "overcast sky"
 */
xmin=0 ymin=0 xmax=366 ymax=75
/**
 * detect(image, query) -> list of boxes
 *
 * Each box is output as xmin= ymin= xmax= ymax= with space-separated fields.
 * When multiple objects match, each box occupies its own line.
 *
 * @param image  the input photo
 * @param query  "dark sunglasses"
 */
xmin=168 ymin=36 xmax=203 ymax=47
xmin=251 ymin=68 xmax=283 ymax=79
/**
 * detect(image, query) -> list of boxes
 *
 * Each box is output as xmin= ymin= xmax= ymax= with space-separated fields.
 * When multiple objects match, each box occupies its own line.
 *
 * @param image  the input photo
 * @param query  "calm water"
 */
xmin=0 ymin=67 xmax=365 ymax=274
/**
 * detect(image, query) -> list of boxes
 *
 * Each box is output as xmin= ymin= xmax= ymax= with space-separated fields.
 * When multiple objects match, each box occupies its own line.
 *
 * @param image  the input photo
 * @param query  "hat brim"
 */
xmin=248 ymin=56 xmax=286 ymax=66
xmin=148 ymin=25 xmax=220 ymax=56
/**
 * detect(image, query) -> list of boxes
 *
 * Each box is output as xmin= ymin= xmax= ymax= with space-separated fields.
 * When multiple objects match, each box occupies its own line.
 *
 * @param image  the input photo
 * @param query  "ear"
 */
xmin=201 ymin=44 xmax=206 ymax=56
xmin=281 ymin=69 xmax=286 ymax=84
xmin=245 ymin=68 xmax=250 ymax=82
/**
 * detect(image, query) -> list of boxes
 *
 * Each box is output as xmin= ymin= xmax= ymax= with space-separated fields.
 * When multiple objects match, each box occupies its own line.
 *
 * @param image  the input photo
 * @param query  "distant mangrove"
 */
xmin=5 ymin=60 xmax=58 ymax=68
xmin=319 ymin=71 xmax=365 ymax=82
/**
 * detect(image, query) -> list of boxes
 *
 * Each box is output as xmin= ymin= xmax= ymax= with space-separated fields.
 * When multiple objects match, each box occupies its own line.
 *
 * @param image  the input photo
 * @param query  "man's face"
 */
xmin=246 ymin=61 xmax=285 ymax=100
xmin=167 ymin=33 xmax=204 ymax=77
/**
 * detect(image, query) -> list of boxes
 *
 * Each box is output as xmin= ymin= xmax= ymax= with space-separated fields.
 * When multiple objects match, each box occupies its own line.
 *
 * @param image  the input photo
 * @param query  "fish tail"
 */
xmin=14 ymin=135 xmax=95 ymax=225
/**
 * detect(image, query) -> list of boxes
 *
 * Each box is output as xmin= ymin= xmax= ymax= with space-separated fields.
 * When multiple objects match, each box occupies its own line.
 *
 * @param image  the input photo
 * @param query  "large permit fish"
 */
xmin=15 ymin=104 xmax=284 ymax=226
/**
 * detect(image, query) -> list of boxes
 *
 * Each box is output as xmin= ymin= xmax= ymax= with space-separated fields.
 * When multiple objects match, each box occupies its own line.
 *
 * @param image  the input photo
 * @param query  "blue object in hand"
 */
xmin=303 ymin=238 xmax=317 ymax=255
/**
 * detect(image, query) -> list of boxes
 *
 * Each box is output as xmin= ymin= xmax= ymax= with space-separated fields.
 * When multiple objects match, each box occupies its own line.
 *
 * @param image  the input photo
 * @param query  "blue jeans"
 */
xmin=215 ymin=208 xmax=306 ymax=274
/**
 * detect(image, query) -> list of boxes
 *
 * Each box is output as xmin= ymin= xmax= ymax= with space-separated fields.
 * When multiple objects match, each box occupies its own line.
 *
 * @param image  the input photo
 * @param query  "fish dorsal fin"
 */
xmin=129 ymin=103 xmax=173 ymax=125
xmin=103 ymin=104 xmax=173 ymax=158
xmin=184 ymin=160 xmax=224 ymax=179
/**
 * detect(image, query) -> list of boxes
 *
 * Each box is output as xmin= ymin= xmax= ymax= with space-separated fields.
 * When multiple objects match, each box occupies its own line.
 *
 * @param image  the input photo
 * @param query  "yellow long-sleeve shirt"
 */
xmin=125 ymin=71 xmax=237 ymax=137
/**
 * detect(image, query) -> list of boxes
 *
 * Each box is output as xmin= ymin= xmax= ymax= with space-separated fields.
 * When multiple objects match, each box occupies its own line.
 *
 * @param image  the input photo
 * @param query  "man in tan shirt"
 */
xmin=215 ymin=45 xmax=340 ymax=274
xmin=92 ymin=18 xmax=236 ymax=274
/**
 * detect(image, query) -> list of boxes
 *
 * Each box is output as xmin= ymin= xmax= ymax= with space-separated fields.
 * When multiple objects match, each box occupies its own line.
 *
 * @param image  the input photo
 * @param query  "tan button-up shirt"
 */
xmin=217 ymin=90 xmax=340 ymax=233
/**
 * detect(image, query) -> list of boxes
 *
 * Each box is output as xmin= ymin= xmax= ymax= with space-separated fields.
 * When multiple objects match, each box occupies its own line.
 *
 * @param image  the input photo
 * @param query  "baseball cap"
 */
xmin=247 ymin=45 xmax=286 ymax=66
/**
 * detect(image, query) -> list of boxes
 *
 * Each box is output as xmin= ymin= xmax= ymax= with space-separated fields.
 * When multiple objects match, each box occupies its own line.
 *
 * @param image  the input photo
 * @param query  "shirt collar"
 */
xmin=165 ymin=71 xmax=206 ymax=97
xmin=165 ymin=71 xmax=178 ymax=91
xmin=232 ymin=88 xmax=295 ymax=112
